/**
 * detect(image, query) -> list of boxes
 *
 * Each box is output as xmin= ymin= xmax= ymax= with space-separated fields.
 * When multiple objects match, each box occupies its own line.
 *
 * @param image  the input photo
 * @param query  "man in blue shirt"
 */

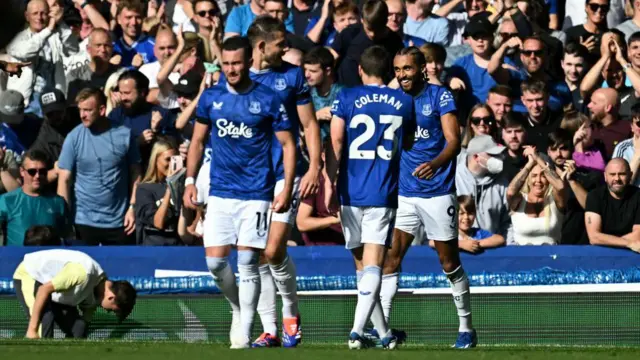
xmin=239 ymin=16 xmax=322 ymax=348
xmin=224 ymin=0 xmax=294 ymax=38
xmin=183 ymin=36 xmax=296 ymax=350
xmin=388 ymin=47 xmax=477 ymax=349
xmin=57 ymin=88 xmax=142 ymax=246
xmin=326 ymin=45 xmax=415 ymax=350
xmin=112 ymin=0 xmax=156 ymax=68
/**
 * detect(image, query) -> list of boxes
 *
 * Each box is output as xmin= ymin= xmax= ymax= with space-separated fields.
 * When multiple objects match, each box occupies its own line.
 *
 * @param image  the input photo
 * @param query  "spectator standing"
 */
xmin=589 ymin=88 xmax=631 ymax=159
xmin=0 ymin=149 xmax=70 ymax=246
xmin=501 ymin=113 xmax=527 ymax=182
xmin=456 ymin=135 xmax=513 ymax=242
xmin=224 ymin=0 xmax=294 ymax=37
xmin=561 ymin=42 xmax=589 ymax=113
xmin=616 ymin=0 xmax=640 ymax=41
xmin=460 ymin=104 xmax=498 ymax=149
xmin=112 ymin=0 xmax=156 ymax=68
xmin=109 ymin=70 xmax=175 ymax=163
xmin=455 ymin=194 xmax=505 ymax=253
xmin=404 ymin=0 xmax=449 ymax=45
xmin=573 ymin=120 xmax=608 ymax=172
xmin=518 ymin=80 xmax=563 ymax=152
xmin=135 ymin=139 xmax=185 ymax=245
xmin=66 ymin=28 xmax=120 ymax=105
xmin=547 ymin=128 xmax=601 ymax=245
xmin=303 ymin=47 xmax=343 ymax=140
xmin=57 ymin=88 xmax=142 ymax=246
xmin=585 ymin=158 xmax=640 ymax=251
xmin=192 ymin=0 xmax=224 ymax=63
xmin=0 ymin=90 xmax=42 ymax=162
xmin=485 ymin=85 xmax=513 ymax=124
xmin=448 ymin=15 xmax=498 ymax=121
xmin=63 ymin=0 xmax=110 ymax=75
xmin=290 ymin=0 xmax=323 ymax=37
xmin=565 ymin=0 xmax=611 ymax=64
xmin=507 ymin=146 xmax=566 ymax=246
xmin=6 ymin=0 xmax=78 ymax=117
xmin=330 ymin=0 xmax=404 ymax=87
xmin=613 ymin=103 xmax=640 ymax=186
xmin=306 ymin=0 xmax=359 ymax=46
xmin=434 ymin=0 xmax=493 ymax=47
xmin=264 ymin=0 xmax=316 ymax=53
xmin=139 ymin=27 xmax=179 ymax=108
xmin=385 ymin=0 xmax=427 ymax=47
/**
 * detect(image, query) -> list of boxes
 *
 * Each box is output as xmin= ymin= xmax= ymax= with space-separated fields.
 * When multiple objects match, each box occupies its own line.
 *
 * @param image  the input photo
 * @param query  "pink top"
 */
xmin=572 ymin=148 xmax=606 ymax=172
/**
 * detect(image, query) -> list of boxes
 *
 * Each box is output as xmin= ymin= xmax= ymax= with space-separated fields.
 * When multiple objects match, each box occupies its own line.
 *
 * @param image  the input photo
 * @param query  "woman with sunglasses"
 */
xmin=461 ymin=104 xmax=499 ymax=150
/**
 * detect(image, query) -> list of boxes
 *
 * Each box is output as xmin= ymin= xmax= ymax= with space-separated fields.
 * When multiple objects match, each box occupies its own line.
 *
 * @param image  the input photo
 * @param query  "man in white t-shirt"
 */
xmin=139 ymin=27 xmax=180 ymax=109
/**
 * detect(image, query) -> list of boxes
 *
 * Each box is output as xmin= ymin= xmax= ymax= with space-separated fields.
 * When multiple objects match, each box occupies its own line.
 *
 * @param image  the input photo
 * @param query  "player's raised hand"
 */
xmin=413 ymin=161 xmax=436 ymax=179
xmin=183 ymin=184 xmax=199 ymax=210
xmin=299 ymin=167 xmax=320 ymax=198
xmin=272 ymin=189 xmax=292 ymax=213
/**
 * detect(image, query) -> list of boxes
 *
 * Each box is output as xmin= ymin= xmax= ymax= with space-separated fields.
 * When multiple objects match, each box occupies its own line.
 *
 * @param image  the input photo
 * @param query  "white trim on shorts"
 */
xmin=394 ymin=194 xmax=458 ymax=242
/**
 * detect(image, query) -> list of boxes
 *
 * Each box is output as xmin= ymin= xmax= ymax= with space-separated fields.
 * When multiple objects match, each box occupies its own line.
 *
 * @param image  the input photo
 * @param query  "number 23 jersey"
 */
xmin=331 ymin=85 xmax=415 ymax=208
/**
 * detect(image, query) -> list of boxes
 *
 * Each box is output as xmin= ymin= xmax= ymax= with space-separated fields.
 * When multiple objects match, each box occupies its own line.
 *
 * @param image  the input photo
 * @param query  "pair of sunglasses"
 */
xmin=197 ymin=9 xmax=219 ymax=17
xmin=24 ymin=168 xmax=47 ymax=177
xmin=588 ymin=3 xmax=610 ymax=13
xmin=470 ymin=116 xmax=495 ymax=125
xmin=521 ymin=50 xmax=544 ymax=57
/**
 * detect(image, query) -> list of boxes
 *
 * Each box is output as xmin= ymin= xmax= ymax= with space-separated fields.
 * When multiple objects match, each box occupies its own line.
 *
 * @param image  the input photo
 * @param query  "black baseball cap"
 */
xmin=463 ymin=12 xmax=495 ymax=38
xmin=40 ymin=89 xmax=67 ymax=115
xmin=173 ymin=70 xmax=203 ymax=98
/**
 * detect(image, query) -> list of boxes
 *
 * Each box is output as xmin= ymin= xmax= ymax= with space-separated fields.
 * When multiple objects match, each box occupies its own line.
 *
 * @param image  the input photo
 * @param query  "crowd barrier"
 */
xmin=0 ymin=246 xmax=639 ymax=345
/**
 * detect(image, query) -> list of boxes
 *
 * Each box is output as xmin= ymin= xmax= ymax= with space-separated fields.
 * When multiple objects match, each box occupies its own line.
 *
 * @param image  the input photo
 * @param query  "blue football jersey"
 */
xmin=112 ymin=36 xmax=156 ymax=68
xmin=219 ymin=62 xmax=311 ymax=179
xmin=195 ymin=82 xmax=291 ymax=201
xmin=331 ymin=85 xmax=415 ymax=208
xmin=399 ymin=84 xmax=458 ymax=198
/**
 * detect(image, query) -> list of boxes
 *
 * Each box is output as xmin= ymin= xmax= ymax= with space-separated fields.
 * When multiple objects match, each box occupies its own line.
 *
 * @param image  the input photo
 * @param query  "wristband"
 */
xmin=81 ymin=1 xmax=90 ymax=8
xmin=185 ymin=177 xmax=196 ymax=186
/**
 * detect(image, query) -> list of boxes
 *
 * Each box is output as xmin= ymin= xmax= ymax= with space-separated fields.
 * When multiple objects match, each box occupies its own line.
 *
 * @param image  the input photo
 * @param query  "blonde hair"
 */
xmin=104 ymin=68 xmax=127 ymax=115
xmin=142 ymin=139 xmax=178 ymax=183
xmin=521 ymin=163 xmax=554 ymax=229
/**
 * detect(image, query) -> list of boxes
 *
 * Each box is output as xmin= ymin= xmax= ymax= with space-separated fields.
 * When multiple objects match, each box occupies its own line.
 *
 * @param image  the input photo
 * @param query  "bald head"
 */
xmin=599 ymin=88 xmax=619 ymax=106
xmin=26 ymin=0 xmax=49 ymax=32
xmin=154 ymin=28 xmax=178 ymax=64
xmin=588 ymin=87 xmax=619 ymax=122
xmin=606 ymin=158 xmax=631 ymax=174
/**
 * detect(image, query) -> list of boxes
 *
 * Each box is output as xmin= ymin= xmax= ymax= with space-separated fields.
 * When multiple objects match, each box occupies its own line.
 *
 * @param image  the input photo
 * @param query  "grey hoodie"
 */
xmin=456 ymin=156 xmax=513 ymax=243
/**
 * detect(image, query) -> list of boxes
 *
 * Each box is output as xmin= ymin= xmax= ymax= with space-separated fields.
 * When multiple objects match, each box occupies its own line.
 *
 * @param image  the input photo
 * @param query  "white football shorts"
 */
xmin=340 ymin=206 xmax=396 ymax=250
xmin=203 ymin=196 xmax=271 ymax=249
xmin=394 ymin=194 xmax=458 ymax=241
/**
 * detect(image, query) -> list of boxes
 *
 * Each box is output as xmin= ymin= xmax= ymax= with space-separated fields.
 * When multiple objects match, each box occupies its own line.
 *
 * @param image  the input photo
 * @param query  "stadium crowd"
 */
xmin=0 ymin=0 xmax=640 ymax=253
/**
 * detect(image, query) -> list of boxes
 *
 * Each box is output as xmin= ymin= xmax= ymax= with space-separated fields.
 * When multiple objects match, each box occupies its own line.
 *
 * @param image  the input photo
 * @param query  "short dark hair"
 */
xmin=24 ymin=226 xmax=61 ymax=246
xmin=303 ymin=46 xmax=335 ymax=70
xmin=548 ymin=128 xmax=573 ymax=151
xmin=194 ymin=0 xmax=219 ymax=10
xmin=334 ymin=2 xmax=359 ymax=17
xmin=222 ymin=36 xmax=252 ymax=62
xmin=118 ymin=70 xmax=150 ymax=95
xmin=522 ymin=36 xmax=545 ymax=53
xmin=247 ymin=16 xmax=286 ymax=48
xmin=629 ymin=31 xmax=640 ymax=46
xmin=362 ymin=0 xmax=388 ymax=31
xmin=396 ymin=46 xmax=426 ymax=70
xmin=521 ymin=79 xmax=547 ymax=95
xmin=360 ymin=45 xmax=390 ymax=79
xmin=564 ymin=41 xmax=589 ymax=60
xmin=23 ymin=149 xmax=50 ymax=165
xmin=488 ymin=84 xmax=513 ymax=99
xmin=111 ymin=280 xmax=137 ymax=322
xmin=75 ymin=87 xmax=107 ymax=107
xmin=501 ymin=112 xmax=524 ymax=129
xmin=265 ymin=0 xmax=287 ymax=6
xmin=457 ymin=195 xmax=476 ymax=215
xmin=631 ymin=103 xmax=640 ymax=121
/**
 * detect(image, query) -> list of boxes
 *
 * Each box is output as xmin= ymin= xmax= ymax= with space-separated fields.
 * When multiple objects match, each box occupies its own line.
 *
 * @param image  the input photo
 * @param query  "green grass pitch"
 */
xmin=2 ymin=341 xmax=640 ymax=360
